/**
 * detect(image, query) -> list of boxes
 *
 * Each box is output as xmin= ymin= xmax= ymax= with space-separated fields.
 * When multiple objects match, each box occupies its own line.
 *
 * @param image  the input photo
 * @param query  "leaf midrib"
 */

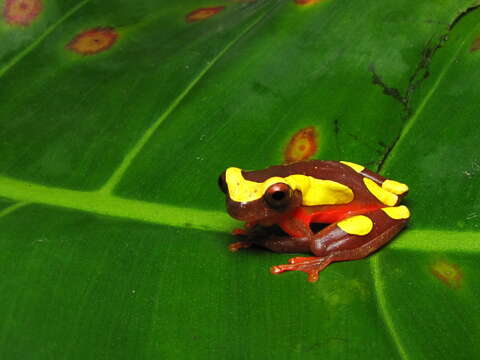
xmin=0 ymin=175 xmax=233 ymax=231
xmin=1 ymin=175 xmax=479 ymax=251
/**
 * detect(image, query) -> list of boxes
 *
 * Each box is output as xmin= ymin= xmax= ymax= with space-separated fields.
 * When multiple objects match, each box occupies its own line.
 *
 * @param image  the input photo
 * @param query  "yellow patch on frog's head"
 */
xmin=225 ymin=167 xmax=354 ymax=206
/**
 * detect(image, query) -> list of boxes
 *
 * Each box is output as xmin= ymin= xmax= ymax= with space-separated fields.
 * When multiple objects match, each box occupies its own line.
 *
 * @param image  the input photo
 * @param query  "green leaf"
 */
xmin=1 ymin=0 xmax=479 ymax=358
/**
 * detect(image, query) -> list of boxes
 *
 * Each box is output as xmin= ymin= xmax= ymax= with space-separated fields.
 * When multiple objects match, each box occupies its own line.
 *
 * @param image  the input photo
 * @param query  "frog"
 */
xmin=218 ymin=160 xmax=410 ymax=282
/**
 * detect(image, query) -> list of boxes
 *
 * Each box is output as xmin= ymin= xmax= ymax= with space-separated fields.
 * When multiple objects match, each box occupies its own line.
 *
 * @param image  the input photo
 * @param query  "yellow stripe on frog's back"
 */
xmin=225 ymin=167 xmax=354 ymax=206
xmin=340 ymin=161 xmax=365 ymax=173
xmin=363 ymin=177 xmax=398 ymax=206
xmin=342 ymin=161 xmax=409 ymax=196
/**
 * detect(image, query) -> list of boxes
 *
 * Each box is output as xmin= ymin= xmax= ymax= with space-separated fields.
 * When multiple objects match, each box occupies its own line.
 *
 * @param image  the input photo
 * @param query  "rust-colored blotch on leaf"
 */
xmin=284 ymin=127 xmax=317 ymax=164
xmin=431 ymin=261 xmax=462 ymax=289
xmin=67 ymin=28 xmax=118 ymax=56
xmin=185 ymin=6 xmax=225 ymax=22
xmin=4 ymin=0 xmax=42 ymax=26
xmin=470 ymin=37 xmax=480 ymax=52
xmin=295 ymin=0 xmax=321 ymax=5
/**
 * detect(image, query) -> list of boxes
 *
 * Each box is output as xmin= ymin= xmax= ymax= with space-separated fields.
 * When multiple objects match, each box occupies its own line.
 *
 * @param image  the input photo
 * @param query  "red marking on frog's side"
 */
xmin=431 ymin=260 xmax=462 ymax=289
xmin=66 ymin=28 xmax=118 ymax=55
xmin=284 ymin=127 xmax=317 ymax=164
xmin=4 ymin=0 xmax=42 ymax=26
xmin=185 ymin=7 xmax=225 ymax=23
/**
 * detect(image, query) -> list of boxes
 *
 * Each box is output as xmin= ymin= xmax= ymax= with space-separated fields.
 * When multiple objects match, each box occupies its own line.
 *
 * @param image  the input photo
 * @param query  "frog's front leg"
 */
xmin=271 ymin=206 xmax=410 ymax=282
xmin=229 ymin=214 xmax=313 ymax=252
xmin=250 ymin=214 xmax=314 ymax=252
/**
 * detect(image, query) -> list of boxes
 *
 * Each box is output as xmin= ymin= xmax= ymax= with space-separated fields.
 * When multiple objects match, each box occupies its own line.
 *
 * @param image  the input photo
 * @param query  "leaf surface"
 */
xmin=1 ymin=0 xmax=479 ymax=359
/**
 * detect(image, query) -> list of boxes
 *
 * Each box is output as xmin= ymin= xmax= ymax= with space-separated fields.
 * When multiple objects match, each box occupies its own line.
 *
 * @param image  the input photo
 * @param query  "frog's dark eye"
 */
xmin=218 ymin=172 xmax=228 ymax=194
xmin=264 ymin=183 xmax=292 ymax=209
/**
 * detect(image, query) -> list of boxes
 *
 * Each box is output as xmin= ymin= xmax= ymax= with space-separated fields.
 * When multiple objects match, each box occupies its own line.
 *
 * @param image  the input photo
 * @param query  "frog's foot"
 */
xmin=288 ymin=256 xmax=317 ymax=264
xmin=231 ymin=221 xmax=257 ymax=236
xmin=228 ymin=241 xmax=252 ymax=252
xmin=270 ymin=256 xmax=332 ymax=282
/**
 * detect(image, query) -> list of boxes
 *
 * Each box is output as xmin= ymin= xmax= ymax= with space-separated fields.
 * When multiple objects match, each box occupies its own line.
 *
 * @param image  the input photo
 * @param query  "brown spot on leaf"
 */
xmin=66 ymin=28 xmax=118 ymax=56
xmin=431 ymin=260 xmax=462 ymax=289
xmin=186 ymin=6 xmax=225 ymax=22
xmin=284 ymin=127 xmax=317 ymax=164
xmin=295 ymin=0 xmax=322 ymax=5
xmin=470 ymin=37 xmax=480 ymax=52
xmin=3 ymin=0 xmax=42 ymax=26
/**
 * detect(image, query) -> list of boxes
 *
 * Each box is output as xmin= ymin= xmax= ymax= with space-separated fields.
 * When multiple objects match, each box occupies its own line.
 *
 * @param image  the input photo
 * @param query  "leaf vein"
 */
xmin=100 ymin=2 xmax=281 ymax=194
xmin=0 ymin=202 xmax=29 ymax=218
xmin=370 ymin=255 xmax=409 ymax=360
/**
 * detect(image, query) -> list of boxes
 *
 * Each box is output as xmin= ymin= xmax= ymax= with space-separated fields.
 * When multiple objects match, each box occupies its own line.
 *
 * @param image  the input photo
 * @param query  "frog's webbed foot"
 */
xmin=270 ymin=256 xmax=333 ymax=282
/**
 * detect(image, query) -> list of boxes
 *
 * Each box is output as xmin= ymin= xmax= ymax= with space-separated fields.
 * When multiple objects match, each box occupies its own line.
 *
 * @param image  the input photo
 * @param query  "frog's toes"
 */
xmin=270 ymin=257 xmax=333 ymax=282
xmin=288 ymin=256 xmax=317 ymax=264
xmin=270 ymin=263 xmax=297 ymax=273
xmin=270 ymin=263 xmax=319 ymax=282
xmin=228 ymin=241 xmax=252 ymax=252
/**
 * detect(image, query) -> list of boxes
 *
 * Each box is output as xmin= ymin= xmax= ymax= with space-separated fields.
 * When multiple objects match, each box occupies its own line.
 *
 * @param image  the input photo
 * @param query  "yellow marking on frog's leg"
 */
xmin=363 ymin=177 xmax=398 ymax=206
xmin=381 ymin=206 xmax=410 ymax=220
xmin=337 ymin=215 xmax=373 ymax=236
xmin=340 ymin=161 xmax=365 ymax=173
xmin=225 ymin=167 xmax=354 ymax=205
xmin=382 ymin=179 xmax=409 ymax=195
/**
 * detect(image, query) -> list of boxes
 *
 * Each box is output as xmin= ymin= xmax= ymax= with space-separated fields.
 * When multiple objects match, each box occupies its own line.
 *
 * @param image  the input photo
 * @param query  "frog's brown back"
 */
xmin=242 ymin=160 xmax=360 ymax=185
xmin=242 ymin=160 xmax=408 ymax=207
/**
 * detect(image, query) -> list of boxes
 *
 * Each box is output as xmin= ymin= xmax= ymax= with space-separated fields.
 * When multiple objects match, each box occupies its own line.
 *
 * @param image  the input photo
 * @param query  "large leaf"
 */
xmin=1 ymin=0 xmax=479 ymax=358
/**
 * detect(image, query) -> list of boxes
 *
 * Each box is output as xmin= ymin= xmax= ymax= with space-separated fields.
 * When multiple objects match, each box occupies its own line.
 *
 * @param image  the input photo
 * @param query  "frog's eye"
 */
xmin=218 ymin=172 xmax=228 ymax=194
xmin=264 ymin=183 xmax=292 ymax=209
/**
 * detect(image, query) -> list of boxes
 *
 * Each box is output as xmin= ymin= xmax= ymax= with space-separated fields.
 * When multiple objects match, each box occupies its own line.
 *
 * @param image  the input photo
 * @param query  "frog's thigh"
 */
xmin=310 ymin=206 xmax=410 ymax=258
xmin=258 ymin=235 xmax=311 ymax=253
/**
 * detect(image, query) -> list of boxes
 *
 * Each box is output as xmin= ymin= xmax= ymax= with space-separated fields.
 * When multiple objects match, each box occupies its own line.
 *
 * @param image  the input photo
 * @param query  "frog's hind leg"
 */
xmin=271 ymin=206 xmax=410 ymax=282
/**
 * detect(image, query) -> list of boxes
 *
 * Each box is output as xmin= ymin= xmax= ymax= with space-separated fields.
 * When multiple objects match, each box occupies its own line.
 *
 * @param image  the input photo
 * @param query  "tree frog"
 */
xmin=218 ymin=160 xmax=410 ymax=282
